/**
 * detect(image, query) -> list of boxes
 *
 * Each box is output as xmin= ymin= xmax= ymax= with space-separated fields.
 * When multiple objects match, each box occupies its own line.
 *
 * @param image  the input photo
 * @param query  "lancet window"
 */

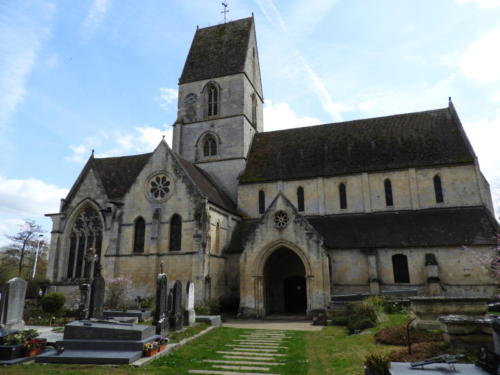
xmin=66 ymin=205 xmax=103 ymax=279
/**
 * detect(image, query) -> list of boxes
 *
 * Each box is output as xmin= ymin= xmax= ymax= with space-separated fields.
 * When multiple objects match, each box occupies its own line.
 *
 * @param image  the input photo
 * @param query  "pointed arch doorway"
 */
xmin=264 ymin=246 xmax=307 ymax=316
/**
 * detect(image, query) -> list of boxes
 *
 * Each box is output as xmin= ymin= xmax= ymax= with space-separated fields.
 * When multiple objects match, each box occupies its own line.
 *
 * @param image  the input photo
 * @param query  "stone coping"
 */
xmin=438 ymin=314 xmax=494 ymax=325
xmin=410 ymin=296 xmax=491 ymax=302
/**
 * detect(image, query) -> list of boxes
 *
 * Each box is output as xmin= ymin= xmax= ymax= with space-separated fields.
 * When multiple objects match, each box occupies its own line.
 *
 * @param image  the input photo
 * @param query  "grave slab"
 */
xmin=389 ymin=362 xmax=489 ymax=374
xmin=36 ymin=349 xmax=143 ymax=364
xmin=63 ymin=320 xmax=155 ymax=340
xmin=196 ymin=315 xmax=222 ymax=327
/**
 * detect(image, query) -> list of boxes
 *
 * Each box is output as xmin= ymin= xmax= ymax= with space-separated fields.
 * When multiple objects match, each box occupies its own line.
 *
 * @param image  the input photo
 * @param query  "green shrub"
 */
xmin=345 ymin=300 xmax=379 ymax=333
xmin=139 ymin=295 xmax=154 ymax=309
xmin=195 ymin=298 xmax=220 ymax=315
xmin=364 ymin=352 xmax=391 ymax=375
xmin=41 ymin=292 xmax=65 ymax=315
xmin=347 ymin=316 xmax=376 ymax=333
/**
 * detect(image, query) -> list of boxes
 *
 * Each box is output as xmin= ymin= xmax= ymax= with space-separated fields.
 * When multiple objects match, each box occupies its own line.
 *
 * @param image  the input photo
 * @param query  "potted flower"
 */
xmin=22 ymin=341 xmax=38 ymax=357
xmin=158 ymin=337 xmax=169 ymax=352
xmin=364 ymin=352 xmax=391 ymax=375
xmin=0 ymin=333 xmax=25 ymax=361
xmin=143 ymin=341 xmax=158 ymax=357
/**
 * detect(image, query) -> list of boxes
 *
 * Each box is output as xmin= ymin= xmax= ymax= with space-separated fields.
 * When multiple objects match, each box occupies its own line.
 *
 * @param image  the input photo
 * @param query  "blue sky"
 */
xmin=1 ymin=0 xmax=500 ymax=245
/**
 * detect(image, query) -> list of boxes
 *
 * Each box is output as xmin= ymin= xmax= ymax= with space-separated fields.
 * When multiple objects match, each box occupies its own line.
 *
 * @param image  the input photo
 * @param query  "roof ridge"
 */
xmin=260 ymin=107 xmax=449 ymax=136
xmin=196 ymin=16 xmax=253 ymax=31
xmin=93 ymin=152 xmax=153 ymax=161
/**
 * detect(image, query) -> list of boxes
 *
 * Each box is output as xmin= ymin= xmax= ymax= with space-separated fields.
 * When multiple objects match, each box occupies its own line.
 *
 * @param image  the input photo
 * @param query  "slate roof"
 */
xmin=307 ymin=206 xmax=499 ymax=249
xmin=224 ymin=206 xmax=498 ymax=253
xmin=176 ymin=155 xmax=237 ymax=213
xmin=240 ymin=106 xmax=476 ymax=183
xmin=63 ymin=150 xmax=236 ymax=213
xmin=62 ymin=153 xmax=153 ymax=210
xmin=93 ymin=153 xmax=153 ymax=199
xmin=179 ymin=17 xmax=253 ymax=84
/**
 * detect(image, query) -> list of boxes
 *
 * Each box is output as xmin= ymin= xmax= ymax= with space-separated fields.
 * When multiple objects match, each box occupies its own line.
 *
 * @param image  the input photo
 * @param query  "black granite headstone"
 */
xmin=169 ymin=280 xmax=183 ymax=331
xmin=153 ymin=265 xmax=168 ymax=336
xmin=89 ymin=269 xmax=105 ymax=319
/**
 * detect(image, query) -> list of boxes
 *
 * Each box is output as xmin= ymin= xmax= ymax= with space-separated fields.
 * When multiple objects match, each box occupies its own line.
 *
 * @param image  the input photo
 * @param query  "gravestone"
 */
xmin=89 ymin=269 xmax=105 ymax=319
xmin=184 ymin=281 xmax=195 ymax=326
xmin=77 ymin=283 xmax=91 ymax=320
xmin=153 ymin=263 xmax=168 ymax=336
xmin=169 ymin=280 xmax=183 ymax=331
xmin=0 ymin=277 xmax=27 ymax=336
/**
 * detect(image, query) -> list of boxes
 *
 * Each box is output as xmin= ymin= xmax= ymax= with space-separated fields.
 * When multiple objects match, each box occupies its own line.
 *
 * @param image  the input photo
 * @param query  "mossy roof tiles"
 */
xmin=179 ymin=17 xmax=253 ymax=84
xmin=240 ymin=107 xmax=475 ymax=183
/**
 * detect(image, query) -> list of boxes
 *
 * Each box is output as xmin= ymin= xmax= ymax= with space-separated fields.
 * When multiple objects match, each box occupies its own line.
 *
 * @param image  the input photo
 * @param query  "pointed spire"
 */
xmin=91 ymin=149 xmax=95 ymax=158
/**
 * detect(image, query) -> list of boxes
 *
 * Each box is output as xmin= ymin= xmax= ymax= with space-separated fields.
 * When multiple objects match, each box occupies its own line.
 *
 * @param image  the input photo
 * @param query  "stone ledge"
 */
xmin=131 ymin=325 xmax=215 ymax=367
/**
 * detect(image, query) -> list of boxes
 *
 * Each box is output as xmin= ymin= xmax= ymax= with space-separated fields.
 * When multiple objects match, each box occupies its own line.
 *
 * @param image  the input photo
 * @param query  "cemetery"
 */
xmin=1 ymin=263 xmax=500 ymax=374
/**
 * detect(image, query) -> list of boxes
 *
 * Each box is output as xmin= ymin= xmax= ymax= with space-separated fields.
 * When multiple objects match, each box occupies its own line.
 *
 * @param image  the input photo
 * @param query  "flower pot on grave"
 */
xmin=144 ymin=348 xmax=157 ymax=357
xmin=0 ymin=344 xmax=24 ymax=361
xmin=159 ymin=343 xmax=167 ymax=352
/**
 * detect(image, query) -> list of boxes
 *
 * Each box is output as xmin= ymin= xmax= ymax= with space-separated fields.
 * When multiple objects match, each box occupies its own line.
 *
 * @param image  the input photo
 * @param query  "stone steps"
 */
xmin=187 ymin=329 xmax=290 ymax=374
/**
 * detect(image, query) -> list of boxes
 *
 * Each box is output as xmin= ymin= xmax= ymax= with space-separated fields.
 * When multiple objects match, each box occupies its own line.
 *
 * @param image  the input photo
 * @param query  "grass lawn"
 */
xmin=305 ymin=313 xmax=408 ymax=375
xmin=2 ymin=313 xmax=411 ymax=375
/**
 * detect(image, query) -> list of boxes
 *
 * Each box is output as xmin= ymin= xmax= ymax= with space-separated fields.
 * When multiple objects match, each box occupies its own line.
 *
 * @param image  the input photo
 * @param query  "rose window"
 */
xmin=274 ymin=211 xmax=289 ymax=229
xmin=148 ymin=174 xmax=171 ymax=201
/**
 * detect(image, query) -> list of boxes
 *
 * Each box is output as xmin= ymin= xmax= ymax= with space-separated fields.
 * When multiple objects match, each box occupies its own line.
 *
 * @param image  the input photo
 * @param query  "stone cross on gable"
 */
xmin=221 ymin=1 xmax=229 ymax=23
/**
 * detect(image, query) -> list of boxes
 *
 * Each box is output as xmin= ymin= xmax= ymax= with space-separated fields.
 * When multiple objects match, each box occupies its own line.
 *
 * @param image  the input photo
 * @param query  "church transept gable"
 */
xmin=232 ymin=192 xmax=326 ymax=261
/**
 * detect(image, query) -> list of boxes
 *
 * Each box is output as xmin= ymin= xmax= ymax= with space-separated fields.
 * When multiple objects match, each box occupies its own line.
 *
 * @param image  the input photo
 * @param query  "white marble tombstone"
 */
xmin=0 ymin=277 xmax=27 ymax=336
xmin=186 ymin=281 xmax=195 ymax=326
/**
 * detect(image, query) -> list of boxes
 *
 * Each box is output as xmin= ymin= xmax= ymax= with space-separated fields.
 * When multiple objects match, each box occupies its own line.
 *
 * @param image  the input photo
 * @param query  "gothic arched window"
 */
xmin=384 ymin=179 xmax=393 ymax=207
xmin=392 ymin=254 xmax=410 ymax=283
xmin=207 ymin=83 xmax=219 ymax=117
xmin=133 ymin=217 xmax=145 ymax=253
xmin=251 ymin=93 xmax=257 ymax=126
xmin=169 ymin=214 xmax=182 ymax=251
xmin=66 ymin=205 xmax=103 ymax=279
xmin=297 ymin=186 xmax=304 ymax=212
xmin=258 ymin=190 xmax=265 ymax=214
xmin=203 ymin=135 xmax=217 ymax=157
xmin=339 ymin=183 xmax=347 ymax=209
xmin=434 ymin=175 xmax=443 ymax=203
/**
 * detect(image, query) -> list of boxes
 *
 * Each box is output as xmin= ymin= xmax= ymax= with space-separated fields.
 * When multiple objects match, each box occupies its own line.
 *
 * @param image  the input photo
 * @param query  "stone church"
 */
xmin=46 ymin=16 xmax=499 ymax=318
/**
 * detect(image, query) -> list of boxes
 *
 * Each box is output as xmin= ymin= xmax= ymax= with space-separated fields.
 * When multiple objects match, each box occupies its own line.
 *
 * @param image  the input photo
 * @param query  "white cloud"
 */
xmin=462 ymin=114 xmax=500 ymax=180
xmin=492 ymin=178 xmax=500 ymax=219
xmin=158 ymin=87 xmax=178 ymax=110
xmin=66 ymin=124 xmax=174 ymax=162
xmin=0 ymin=176 xmax=68 ymax=217
xmin=455 ymin=0 xmax=500 ymax=7
xmin=460 ymin=25 xmax=500 ymax=82
xmin=82 ymin=0 xmax=112 ymax=39
xmin=0 ymin=1 xmax=54 ymax=131
xmin=255 ymin=0 xmax=348 ymax=122
xmin=491 ymin=91 xmax=500 ymax=102
xmin=263 ymin=100 xmax=321 ymax=131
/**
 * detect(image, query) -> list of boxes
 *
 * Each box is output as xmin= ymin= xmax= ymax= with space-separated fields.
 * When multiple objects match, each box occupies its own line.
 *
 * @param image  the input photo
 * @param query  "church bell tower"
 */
xmin=172 ymin=16 xmax=263 ymax=200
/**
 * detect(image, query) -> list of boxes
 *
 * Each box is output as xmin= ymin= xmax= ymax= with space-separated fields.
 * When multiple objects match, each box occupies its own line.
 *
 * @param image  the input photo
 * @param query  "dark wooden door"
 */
xmin=284 ymin=276 xmax=306 ymax=313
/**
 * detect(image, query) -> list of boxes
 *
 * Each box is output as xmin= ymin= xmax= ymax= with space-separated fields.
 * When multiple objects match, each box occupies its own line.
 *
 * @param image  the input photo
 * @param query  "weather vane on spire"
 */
xmin=221 ymin=1 xmax=229 ymax=23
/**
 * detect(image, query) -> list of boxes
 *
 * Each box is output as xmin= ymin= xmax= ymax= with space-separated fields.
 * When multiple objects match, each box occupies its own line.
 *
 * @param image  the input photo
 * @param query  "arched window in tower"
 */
xmin=66 ymin=205 xmax=103 ymax=279
xmin=434 ymin=175 xmax=443 ymax=203
xmin=169 ymin=214 xmax=182 ymax=251
xmin=339 ymin=183 xmax=347 ymax=209
xmin=251 ymin=93 xmax=257 ymax=126
xmin=133 ymin=217 xmax=145 ymax=253
xmin=203 ymin=134 xmax=217 ymax=157
xmin=297 ymin=186 xmax=304 ymax=212
xmin=207 ymin=83 xmax=219 ymax=117
xmin=258 ymin=190 xmax=265 ymax=214
xmin=384 ymin=179 xmax=393 ymax=207
xmin=215 ymin=222 xmax=220 ymax=253
xmin=392 ymin=254 xmax=410 ymax=283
